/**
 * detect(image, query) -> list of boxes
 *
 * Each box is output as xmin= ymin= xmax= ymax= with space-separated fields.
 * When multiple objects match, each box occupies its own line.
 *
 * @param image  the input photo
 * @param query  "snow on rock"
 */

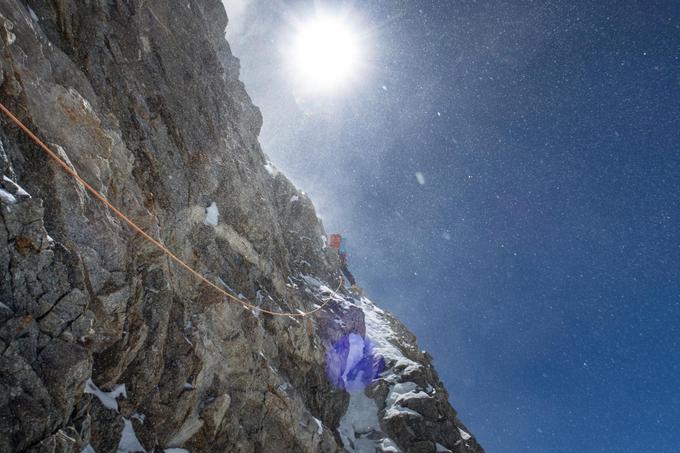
xmin=28 ymin=6 xmax=39 ymax=21
xmin=436 ymin=443 xmax=453 ymax=452
xmin=288 ymin=274 xmax=480 ymax=452
xmin=459 ymin=427 xmax=472 ymax=441
xmin=383 ymin=381 xmax=428 ymax=419
xmin=290 ymin=194 xmax=299 ymax=203
xmin=384 ymin=404 xmax=421 ymax=420
xmin=385 ymin=382 xmax=418 ymax=407
xmin=117 ymin=418 xmax=146 ymax=452
xmin=357 ymin=297 xmax=420 ymax=378
xmin=84 ymin=378 xmax=127 ymax=411
xmin=82 ymin=444 xmax=96 ymax=453
xmin=264 ymin=161 xmax=279 ymax=177
xmin=3 ymin=176 xmax=31 ymax=198
xmin=164 ymin=449 xmax=190 ymax=453
xmin=0 ymin=188 xmax=16 ymax=204
xmin=338 ymin=390 xmax=382 ymax=452
xmin=302 ymin=277 xmax=405 ymax=451
xmin=379 ymin=438 xmax=402 ymax=452
xmin=204 ymin=202 xmax=219 ymax=226
xmin=313 ymin=417 xmax=323 ymax=435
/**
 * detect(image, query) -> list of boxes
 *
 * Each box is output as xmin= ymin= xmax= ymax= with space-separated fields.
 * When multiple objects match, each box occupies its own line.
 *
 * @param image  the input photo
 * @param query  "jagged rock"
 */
xmin=0 ymin=1 xmax=484 ymax=452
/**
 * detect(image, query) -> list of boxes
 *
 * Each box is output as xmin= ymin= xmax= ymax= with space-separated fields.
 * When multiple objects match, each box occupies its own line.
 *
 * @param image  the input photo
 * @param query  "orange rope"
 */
xmin=0 ymin=101 xmax=340 ymax=317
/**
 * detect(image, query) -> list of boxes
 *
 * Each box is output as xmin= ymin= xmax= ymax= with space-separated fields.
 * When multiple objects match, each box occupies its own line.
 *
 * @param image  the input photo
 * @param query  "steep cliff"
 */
xmin=0 ymin=1 xmax=483 ymax=452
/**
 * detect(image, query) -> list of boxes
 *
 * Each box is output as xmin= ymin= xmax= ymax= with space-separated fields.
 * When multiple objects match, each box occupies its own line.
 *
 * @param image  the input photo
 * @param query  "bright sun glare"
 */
xmin=291 ymin=14 xmax=362 ymax=93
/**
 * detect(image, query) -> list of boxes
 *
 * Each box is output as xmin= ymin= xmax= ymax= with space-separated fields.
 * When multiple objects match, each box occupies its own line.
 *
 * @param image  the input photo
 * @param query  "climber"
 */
xmin=329 ymin=233 xmax=362 ymax=294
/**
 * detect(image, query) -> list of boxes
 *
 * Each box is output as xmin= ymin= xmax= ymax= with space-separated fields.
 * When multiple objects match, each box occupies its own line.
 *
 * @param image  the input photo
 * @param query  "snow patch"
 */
xmin=204 ymin=202 xmax=219 ymax=226
xmin=379 ymin=438 xmax=402 ymax=452
xmin=313 ymin=417 xmax=323 ymax=435
xmin=81 ymin=445 xmax=96 ymax=453
xmin=264 ymin=161 xmax=279 ymax=177
xmin=357 ymin=298 xmax=421 ymax=378
xmin=0 ymin=188 xmax=16 ymax=204
xmin=84 ymin=378 xmax=127 ymax=411
xmin=117 ymin=418 xmax=145 ymax=452
xmin=338 ymin=391 xmax=382 ymax=452
xmin=28 ymin=6 xmax=39 ymax=21
xmin=386 ymin=382 xmax=431 ymax=410
xmin=164 ymin=450 xmax=190 ymax=453
xmin=384 ymin=405 xmax=422 ymax=419
xmin=458 ymin=427 xmax=472 ymax=440
xmin=436 ymin=443 xmax=452 ymax=452
xmin=3 ymin=176 xmax=30 ymax=197
xmin=290 ymin=194 xmax=299 ymax=203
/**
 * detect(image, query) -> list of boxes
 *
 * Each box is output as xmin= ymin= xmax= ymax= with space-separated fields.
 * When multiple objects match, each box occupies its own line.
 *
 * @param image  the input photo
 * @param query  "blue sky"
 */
xmin=225 ymin=1 xmax=680 ymax=451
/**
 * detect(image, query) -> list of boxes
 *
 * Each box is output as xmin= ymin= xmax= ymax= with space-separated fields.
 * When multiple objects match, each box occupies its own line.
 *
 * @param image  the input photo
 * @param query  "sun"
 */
xmin=289 ymin=13 xmax=363 ymax=93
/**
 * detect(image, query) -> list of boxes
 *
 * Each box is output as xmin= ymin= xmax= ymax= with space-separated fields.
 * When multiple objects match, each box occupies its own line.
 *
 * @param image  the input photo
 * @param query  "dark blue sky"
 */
xmin=226 ymin=1 xmax=680 ymax=451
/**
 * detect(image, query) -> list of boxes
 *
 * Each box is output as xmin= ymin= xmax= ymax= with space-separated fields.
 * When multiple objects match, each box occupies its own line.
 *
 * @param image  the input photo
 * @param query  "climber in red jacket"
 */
xmin=329 ymin=233 xmax=362 ymax=294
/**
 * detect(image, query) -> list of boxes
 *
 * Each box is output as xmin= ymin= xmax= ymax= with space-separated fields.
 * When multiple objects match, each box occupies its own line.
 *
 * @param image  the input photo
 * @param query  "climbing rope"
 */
xmin=0 ymin=101 xmax=341 ymax=317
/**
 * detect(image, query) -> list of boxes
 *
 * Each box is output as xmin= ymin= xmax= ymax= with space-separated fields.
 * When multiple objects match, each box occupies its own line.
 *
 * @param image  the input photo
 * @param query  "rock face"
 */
xmin=0 ymin=1 xmax=484 ymax=452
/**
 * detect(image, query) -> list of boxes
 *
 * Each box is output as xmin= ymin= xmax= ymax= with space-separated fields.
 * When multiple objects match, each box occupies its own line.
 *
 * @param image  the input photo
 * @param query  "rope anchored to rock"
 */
xmin=0 ymin=101 xmax=340 ymax=317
